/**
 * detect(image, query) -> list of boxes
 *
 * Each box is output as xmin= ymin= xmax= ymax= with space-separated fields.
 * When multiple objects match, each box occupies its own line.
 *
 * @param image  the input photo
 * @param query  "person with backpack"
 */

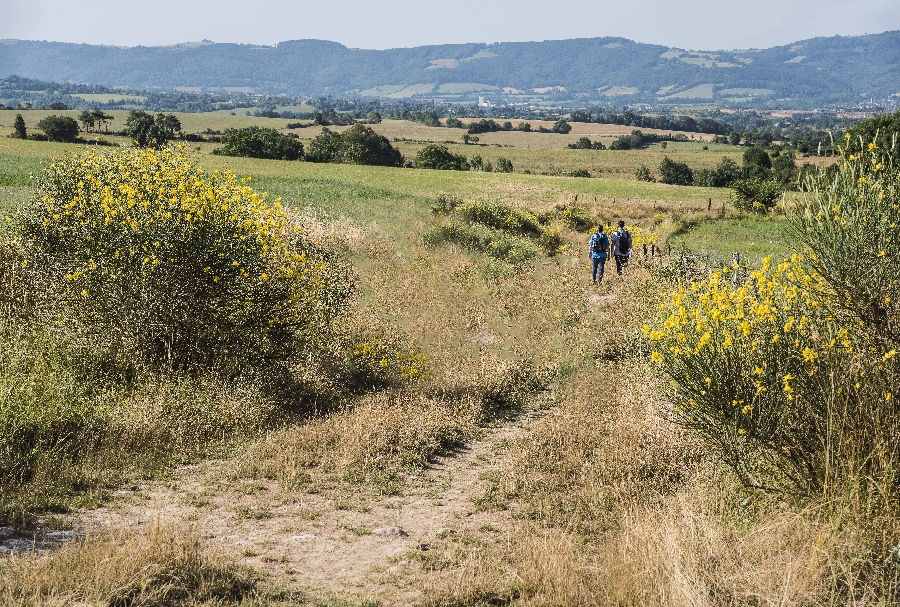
xmin=610 ymin=220 xmax=633 ymax=276
xmin=588 ymin=224 xmax=610 ymax=284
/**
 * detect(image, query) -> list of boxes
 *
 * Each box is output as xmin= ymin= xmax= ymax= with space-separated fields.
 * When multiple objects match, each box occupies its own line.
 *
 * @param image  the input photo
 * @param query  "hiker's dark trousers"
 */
xmin=592 ymin=257 xmax=606 ymax=282
xmin=614 ymin=254 xmax=629 ymax=275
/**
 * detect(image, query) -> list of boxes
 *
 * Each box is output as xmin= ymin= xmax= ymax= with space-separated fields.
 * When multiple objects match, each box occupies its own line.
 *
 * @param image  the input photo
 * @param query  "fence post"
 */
xmin=708 ymin=198 xmax=712 ymax=212
xmin=643 ymin=243 xmax=648 ymax=259
xmin=651 ymin=244 xmax=656 ymax=258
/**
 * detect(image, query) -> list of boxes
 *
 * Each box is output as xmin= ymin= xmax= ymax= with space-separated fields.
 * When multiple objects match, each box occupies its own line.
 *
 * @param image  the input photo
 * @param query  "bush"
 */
xmin=415 ymin=144 xmax=469 ymax=171
xmin=17 ymin=147 xmax=352 ymax=372
xmin=694 ymin=156 xmax=741 ymax=188
xmin=423 ymin=222 xmax=539 ymax=264
xmin=456 ymin=201 xmax=543 ymax=237
xmin=568 ymin=169 xmax=590 ymax=178
xmin=36 ymin=115 xmax=79 ymax=142
xmin=635 ymin=165 xmax=655 ymax=182
xmin=730 ymin=178 xmax=782 ymax=212
xmin=496 ymin=157 xmax=513 ymax=173
xmin=306 ymin=124 xmax=403 ymax=166
xmin=646 ymin=142 xmax=900 ymax=496
xmin=743 ymin=146 xmax=773 ymax=179
xmin=554 ymin=204 xmax=594 ymax=231
xmin=551 ymin=119 xmax=571 ymax=134
xmin=658 ymin=156 xmax=694 ymax=186
xmin=212 ymin=126 xmax=303 ymax=160
xmin=568 ymin=136 xmax=605 ymax=150
xmin=467 ymin=119 xmax=501 ymax=134
xmin=445 ymin=117 xmax=464 ymax=129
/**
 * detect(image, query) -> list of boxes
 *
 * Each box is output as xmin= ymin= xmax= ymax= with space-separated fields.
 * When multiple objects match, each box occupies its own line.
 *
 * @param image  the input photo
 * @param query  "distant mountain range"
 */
xmin=1 ymin=32 xmax=899 ymax=108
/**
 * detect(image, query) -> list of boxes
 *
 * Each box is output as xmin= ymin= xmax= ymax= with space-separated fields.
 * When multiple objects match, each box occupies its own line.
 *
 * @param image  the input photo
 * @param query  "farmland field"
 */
xmin=0 ymin=111 xmax=893 ymax=607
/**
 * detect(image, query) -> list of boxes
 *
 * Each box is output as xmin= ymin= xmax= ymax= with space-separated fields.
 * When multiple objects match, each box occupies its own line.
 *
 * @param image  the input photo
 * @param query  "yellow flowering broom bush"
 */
xmin=17 ymin=147 xmax=352 ymax=372
xmin=647 ymin=140 xmax=900 ymax=495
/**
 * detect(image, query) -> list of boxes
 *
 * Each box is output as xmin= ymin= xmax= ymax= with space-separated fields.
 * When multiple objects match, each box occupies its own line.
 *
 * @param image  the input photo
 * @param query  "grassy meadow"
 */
xmin=0 ymin=113 xmax=895 ymax=606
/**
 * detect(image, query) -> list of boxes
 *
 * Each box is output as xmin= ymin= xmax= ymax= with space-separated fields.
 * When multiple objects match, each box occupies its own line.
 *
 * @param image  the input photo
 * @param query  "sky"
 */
xmin=1 ymin=0 xmax=898 ymax=51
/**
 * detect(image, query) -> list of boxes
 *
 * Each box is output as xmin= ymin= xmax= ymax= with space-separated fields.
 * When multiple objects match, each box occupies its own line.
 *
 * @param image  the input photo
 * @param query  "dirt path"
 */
xmin=59 ymin=403 xmax=546 ymax=604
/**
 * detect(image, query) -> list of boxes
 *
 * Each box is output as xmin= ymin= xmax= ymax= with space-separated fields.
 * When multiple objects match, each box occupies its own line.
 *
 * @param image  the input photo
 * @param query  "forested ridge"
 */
xmin=1 ymin=31 xmax=898 ymax=107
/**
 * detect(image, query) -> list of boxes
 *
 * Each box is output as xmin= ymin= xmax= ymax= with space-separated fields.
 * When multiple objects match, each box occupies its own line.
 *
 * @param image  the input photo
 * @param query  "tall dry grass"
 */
xmin=0 ymin=523 xmax=256 ymax=606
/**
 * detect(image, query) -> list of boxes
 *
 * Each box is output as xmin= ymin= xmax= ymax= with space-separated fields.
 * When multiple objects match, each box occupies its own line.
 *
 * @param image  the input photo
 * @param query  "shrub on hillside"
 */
xmin=495 ymin=157 xmax=513 ymax=173
xmin=212 ymin=126 xmax=304 ymax=160
xmin=415 ymin=144 xmax=469 ymax=171
xmin=36 ymin=115 xmax=79 ymax=143
xmin=694 ymin=156 xmax=741 ymax=188
xmin=658 ymin=156 xmax=694 ymax=186
xmin=18 ymin=147 xmax=352 ymax=372
xmin=647 ymin=142 xmax=900 ymax=496
xmin=730 ymin=178 xmax=782 ymax=213
xmin=423 ymin=222 xmax=540 ymax=264
xmin=551 ymin=119 xmax=571 ymax=134
xmin=635 ymin=165 xmax=655 ymax=182
xmin=306 ymin=124 xmax=403 ymax=166
xmin=456 ymin=201 xmax=542 ymax=237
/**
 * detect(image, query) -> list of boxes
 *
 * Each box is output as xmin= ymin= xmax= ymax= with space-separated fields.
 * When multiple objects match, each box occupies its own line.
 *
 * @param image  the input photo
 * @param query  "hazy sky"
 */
xmin=1 ymin=0 xmax=898 ymax=51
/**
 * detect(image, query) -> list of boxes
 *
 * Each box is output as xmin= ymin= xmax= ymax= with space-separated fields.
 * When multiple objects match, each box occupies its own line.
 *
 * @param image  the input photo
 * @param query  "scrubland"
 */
xmin=0 ymin=121 xmax=895 ymax=607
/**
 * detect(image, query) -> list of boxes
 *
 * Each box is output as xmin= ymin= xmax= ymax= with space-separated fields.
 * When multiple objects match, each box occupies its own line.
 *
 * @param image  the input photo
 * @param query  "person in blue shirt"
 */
xmin=588 ymin=224 xmax=610 ymax=285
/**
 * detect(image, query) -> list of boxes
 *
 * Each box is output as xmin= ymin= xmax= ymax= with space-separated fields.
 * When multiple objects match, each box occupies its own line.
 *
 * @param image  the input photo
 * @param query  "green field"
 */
xmin=0 ymin=114 xmax=772 ymax=259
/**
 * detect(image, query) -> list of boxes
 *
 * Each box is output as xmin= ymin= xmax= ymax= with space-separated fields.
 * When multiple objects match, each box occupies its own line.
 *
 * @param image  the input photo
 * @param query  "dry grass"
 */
xmin=236 ymin=359 xmax=544 ymax=495
xmin=0 ymin=523 xmax=257 ymax=606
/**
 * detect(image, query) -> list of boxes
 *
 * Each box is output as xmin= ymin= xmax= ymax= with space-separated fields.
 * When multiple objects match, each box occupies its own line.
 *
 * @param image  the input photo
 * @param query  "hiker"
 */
xmin=588 ymin=224 xmax=610 ymax=284
xmin=610 ymin=220 xmax=632 ymax=276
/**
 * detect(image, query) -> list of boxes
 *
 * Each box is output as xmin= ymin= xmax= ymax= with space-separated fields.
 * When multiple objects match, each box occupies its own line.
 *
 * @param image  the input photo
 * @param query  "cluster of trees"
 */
xmin=464 ymin=118 xmax=570 ymax=135
xmin=567 ymin=136 xmax=606 ymax=150
xmin=306 ymin=124 xmax=403 ymax=166
xmin=413 ymin=145 xmax=513 ymax=172
xmin=636 ymin=146 xmax=798 ymax=189
xmin=124 ymin=111 xmax=182 ymax=147
xmin=608 ymin=130 xmax=689 ymax=150
xmin=572 ymin=110 xmax=731 ymax=136
xmin=9 ymin=113 xmax=81 ymax=142
xmin=212 ymin=126 xmax=304 ymax=161
xmin=77 ymin=109 xmax=114 ymax=132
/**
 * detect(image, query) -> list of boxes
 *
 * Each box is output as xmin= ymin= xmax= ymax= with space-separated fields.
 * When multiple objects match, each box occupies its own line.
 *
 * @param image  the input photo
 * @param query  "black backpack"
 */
xmin=617 ymin=229 xmax=632 ymax=254
xmin=591 ymin=232 xmax=608 ymax=255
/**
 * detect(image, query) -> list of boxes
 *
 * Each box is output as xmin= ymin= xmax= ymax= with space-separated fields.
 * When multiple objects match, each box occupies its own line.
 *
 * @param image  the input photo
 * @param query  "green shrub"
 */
xmin=551 ymin=119 xmax=571 ymax=134
xmin=568 ymin=169 xmax=590 ymax=178
xmin=431 ymin=194 xmax=462 ymax=216
xmin=693 ymin=157 xmax=741 ymax=188
xmin=658 ymin=156 xmax=694 ymax=186
xmin=17 ymin=147 xmax=352 ymax=372
xmin=455 ymin=201 xmax=543 ymax=237
xmin=496 ymin=157 xmax=513 ymax=173
xmin=635 ymin=165 xmax=655 ymax=182
xmin=306 ymin=124 xmax=402 ymax=166
xmin=730 ymin=178 xmax=782 ymax=212
xmin=212 ymin=126 xmax=304 ymax=160
xmin=423 ymin=222 xmax=539 ymax=264
xmin=36 ymin=115 xmax=79 ymax=143
xmin=415 ymin=144 xmax=469 ymax=171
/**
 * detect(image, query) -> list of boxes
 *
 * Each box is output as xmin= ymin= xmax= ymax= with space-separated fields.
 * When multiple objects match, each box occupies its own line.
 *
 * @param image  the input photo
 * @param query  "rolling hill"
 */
xmin=1 ymin=32 xmax=899 ymax=108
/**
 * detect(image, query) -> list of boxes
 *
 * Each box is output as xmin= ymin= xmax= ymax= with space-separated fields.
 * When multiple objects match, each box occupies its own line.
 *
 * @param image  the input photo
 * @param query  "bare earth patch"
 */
xmin=62 ymin=404 xmax=547 ymax=604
